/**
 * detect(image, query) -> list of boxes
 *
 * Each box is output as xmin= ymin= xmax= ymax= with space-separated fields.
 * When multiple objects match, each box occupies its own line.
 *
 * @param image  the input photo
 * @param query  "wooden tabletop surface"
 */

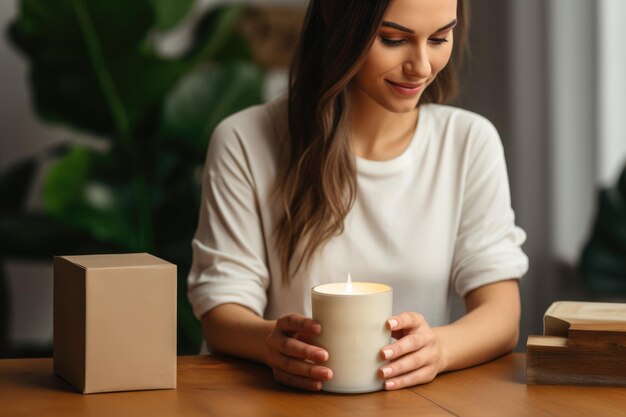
xmin=1 ymin=353 xmax=624 ymax=416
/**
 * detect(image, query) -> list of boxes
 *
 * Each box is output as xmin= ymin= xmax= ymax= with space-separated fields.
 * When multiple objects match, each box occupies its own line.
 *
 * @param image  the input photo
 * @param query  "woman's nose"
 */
xmin=403 ymin=44 xmax=431 ymax=78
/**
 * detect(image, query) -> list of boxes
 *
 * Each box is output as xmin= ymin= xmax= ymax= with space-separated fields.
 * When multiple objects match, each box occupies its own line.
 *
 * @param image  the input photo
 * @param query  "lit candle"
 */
xmin=312 ymin=275 xmax=393 ymax=393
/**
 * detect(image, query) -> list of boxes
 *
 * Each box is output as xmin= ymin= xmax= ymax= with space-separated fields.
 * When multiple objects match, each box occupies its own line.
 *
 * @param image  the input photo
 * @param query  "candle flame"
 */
xmin=346 ymin=273 xmax=353 ymax=293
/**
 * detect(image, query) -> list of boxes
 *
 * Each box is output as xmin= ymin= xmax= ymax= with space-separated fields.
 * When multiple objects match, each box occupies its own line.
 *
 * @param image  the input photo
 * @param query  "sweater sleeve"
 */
xmin=451 ymin=118 xmax=529 ymax=297
xmin=187 ymin=117 xmax=270 ymax=320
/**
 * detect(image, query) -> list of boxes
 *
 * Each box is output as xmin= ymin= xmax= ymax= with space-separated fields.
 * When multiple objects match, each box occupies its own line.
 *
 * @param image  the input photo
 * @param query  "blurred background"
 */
xmin=1 ymin=0 xmax=625 ymax=358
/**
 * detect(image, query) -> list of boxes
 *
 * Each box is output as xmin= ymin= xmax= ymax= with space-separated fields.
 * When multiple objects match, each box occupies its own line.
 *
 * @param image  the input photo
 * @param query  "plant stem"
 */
xmin=73 ymin=0 xmax=131 ymax=146
xmin=191 ymin=6 xmax=244 ymax=66
xmin=73 ymin=0 xmax=155 ymax=252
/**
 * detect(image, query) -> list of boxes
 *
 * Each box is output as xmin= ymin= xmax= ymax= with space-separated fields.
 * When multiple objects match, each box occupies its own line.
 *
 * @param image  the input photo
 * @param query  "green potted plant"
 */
xmin=580 ymin=163 xmax=626 ymax=294
xmin=1 ymin=0 xmax=264 ymax=355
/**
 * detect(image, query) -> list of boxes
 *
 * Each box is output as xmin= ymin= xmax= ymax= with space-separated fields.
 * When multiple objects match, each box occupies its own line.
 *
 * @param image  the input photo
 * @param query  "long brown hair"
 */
xmin=276 ymin=0 xmax=469 ymax=283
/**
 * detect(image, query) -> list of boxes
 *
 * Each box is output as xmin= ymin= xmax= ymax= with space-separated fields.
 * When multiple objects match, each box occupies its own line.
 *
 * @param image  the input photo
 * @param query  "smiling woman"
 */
xmin=188 ymin=0 xmax=528 ymax=393
xmin=350 ymin=0 xmax=459 ymax=160
xmin=352 ymin=0 xmax=458 ymax=114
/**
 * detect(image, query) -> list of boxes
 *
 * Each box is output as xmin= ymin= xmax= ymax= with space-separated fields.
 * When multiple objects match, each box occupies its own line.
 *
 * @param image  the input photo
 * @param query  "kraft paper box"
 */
xmin=53 ymin=253 xmax=177 ymax=394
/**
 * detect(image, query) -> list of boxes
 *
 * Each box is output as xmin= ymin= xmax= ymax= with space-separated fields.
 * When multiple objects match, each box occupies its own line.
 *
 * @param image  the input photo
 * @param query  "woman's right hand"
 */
xmin=265 ymin=314 xmax=333 ymax=391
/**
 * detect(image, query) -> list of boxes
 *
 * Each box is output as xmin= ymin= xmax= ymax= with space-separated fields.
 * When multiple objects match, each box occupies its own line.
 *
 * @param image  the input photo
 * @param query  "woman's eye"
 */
xmin=429 ymin=37 xmax=449 ymax=45
xmin=380 ymin=37 xmax=405 ymax=47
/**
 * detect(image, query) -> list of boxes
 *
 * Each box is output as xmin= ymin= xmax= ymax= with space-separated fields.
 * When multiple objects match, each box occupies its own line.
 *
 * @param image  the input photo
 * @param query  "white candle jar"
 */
xmin=312 ymin=282 xmax=393 ymax=393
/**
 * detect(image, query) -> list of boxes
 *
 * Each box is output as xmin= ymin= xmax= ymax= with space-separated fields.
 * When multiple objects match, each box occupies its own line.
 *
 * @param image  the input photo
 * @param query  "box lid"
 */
xmin=545 ymin=301 xmax=626 ymax=323
xmin=57 ymin=253 xmax=174 ymax=270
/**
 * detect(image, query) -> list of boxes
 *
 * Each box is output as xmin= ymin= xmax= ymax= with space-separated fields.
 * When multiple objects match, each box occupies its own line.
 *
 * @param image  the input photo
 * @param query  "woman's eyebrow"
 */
xmin=381 ymin=19 xmax=458 ymax=34
xmin=381 ymin=21 xmax=414 ymax=34
xmin=435 ymin=19 xmax=458 ymax=33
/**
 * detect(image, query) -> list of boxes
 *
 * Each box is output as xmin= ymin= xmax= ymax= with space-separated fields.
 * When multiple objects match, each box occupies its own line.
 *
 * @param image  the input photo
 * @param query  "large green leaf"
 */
xmin=9 ymin=0 xmax=158 ymax=137
xmin=580 ymin=240 xmax=626 ymax=293
xmin=150 ymin=0 xmax=195 ymax=31
xmin=580 ymin=164 xmax=626 ymax=293
xmin=161 ymin=62 xmax=263 ymax=152
xmin=8 ymin=1 xmax=245 ymax=142
xmin=587 ymin=166 xmax=626 ymax=256
xmin=7 ymin=0 xmax=264 ymax=356
xmin=11 ymin=0 xmax=153 ymax=58
xmin=43 ymin=146 xmax=140 ymax=250
xmin=188 ymin=6 xmax=252 ymax=63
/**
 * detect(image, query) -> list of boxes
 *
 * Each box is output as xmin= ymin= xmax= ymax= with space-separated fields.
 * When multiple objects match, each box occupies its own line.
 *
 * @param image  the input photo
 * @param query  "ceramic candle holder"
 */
xmin=312 ymin=281 xmax=393 ymax=393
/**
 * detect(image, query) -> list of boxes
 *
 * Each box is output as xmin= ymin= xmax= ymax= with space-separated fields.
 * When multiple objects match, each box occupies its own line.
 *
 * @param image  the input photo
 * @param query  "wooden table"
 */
xmin=1 ymin=354 xmax=624 ymax=416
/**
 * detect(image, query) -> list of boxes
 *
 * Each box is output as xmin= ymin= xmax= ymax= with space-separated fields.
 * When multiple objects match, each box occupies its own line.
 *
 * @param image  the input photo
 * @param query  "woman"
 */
xmin=188 ymin=0 xmax=528 ymax=391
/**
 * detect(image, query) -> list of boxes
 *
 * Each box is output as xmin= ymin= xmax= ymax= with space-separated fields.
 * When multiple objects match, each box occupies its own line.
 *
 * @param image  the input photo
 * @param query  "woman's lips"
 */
xmin=386 ymin=80 xmax=424 ymax=96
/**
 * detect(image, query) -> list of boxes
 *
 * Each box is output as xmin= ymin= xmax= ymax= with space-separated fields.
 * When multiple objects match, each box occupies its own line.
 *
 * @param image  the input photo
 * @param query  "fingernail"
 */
xmin=388 ymin=319 xmax=398 ymax=329
xmin=311 ymin=323 xmax=322 ymax=333
xmin=381 ymin=367 xmax=392 ymax=377
xmin=383 ymin=349 xmax=393 ymax=359
xmin=385 ymin=380 xmax=396 ymax=390
xmin=314 ymin=350 xmax=328 ymax=362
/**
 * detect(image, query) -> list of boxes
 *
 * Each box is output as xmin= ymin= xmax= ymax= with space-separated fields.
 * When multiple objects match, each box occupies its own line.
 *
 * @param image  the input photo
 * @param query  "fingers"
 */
xmin=268 ymin=333 xmax=328 ymax=363
xmin=381 ymin=329 xmax=435 ymax=361
xmin=382 ymin=364 xmax=438 ymax=390
xmin=379 ymin=341 xmax=438 ymax=377
xmin=295 ymin=332 xmax=317 ymax=345
xmin=270 ymin=353 xmax=332 ymax=380
xmin=266 ymin=344 xmax=332 ymax=391
xmin=266 ymin=314 xmax=333 ymax=391
xmin=270 ymin=314 xmax=328 ymax=363
xmin=382 ymin=312 xmax=432 ymax=359
xmin=272 ymin=368 xmax=324 ymax=391
xmin=386 ymin=312 xmax=426 ymax=332
xmin=276 ymin=314 xmax=322 ymax=335
xmin=379 ymin=312 xmax=441 ymax=390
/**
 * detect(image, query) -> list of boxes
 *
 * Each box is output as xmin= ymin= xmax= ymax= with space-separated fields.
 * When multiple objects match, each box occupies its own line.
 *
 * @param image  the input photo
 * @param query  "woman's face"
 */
xmin=351 ymin=0 xmax=458 ymax=113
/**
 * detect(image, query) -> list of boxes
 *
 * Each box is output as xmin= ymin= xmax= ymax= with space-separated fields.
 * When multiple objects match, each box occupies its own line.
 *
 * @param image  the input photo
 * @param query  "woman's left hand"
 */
xmin=378 ymin=312 xmax=445 ymax=390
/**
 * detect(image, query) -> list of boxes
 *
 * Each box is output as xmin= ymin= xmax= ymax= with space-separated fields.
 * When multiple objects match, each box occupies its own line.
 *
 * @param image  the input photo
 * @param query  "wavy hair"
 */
xmin=276 ymin=0 xmax=469 ymax=283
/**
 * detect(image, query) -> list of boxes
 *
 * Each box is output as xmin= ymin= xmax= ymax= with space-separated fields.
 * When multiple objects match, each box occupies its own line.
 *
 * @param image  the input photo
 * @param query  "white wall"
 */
xmin=549 ymin=0 xmax=626 ymax=264
xmin=509 ymin=0 xmax=553 ymax=342
xmin=598 ymin=0 xmax=626 ymax=186
xmin=0 ymin=2 xmax=66 ymax=170
xmin=0 ymin=1 xmax=60 ymax=353
xmin=549 ymin=0 xmax=598 ymax=265
xmin=510 ymin=0 xmax=626 ymax=343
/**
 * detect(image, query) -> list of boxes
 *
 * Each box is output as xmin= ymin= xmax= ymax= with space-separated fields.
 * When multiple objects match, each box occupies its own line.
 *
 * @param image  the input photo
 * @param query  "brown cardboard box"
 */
xmin=53 ymin=253 xmax=177 ymax=393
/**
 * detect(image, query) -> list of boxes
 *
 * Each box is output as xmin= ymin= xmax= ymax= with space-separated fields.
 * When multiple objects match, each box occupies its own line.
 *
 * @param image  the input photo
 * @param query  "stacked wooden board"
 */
xmin=526 ymin=301 xmax=626 ymax=386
